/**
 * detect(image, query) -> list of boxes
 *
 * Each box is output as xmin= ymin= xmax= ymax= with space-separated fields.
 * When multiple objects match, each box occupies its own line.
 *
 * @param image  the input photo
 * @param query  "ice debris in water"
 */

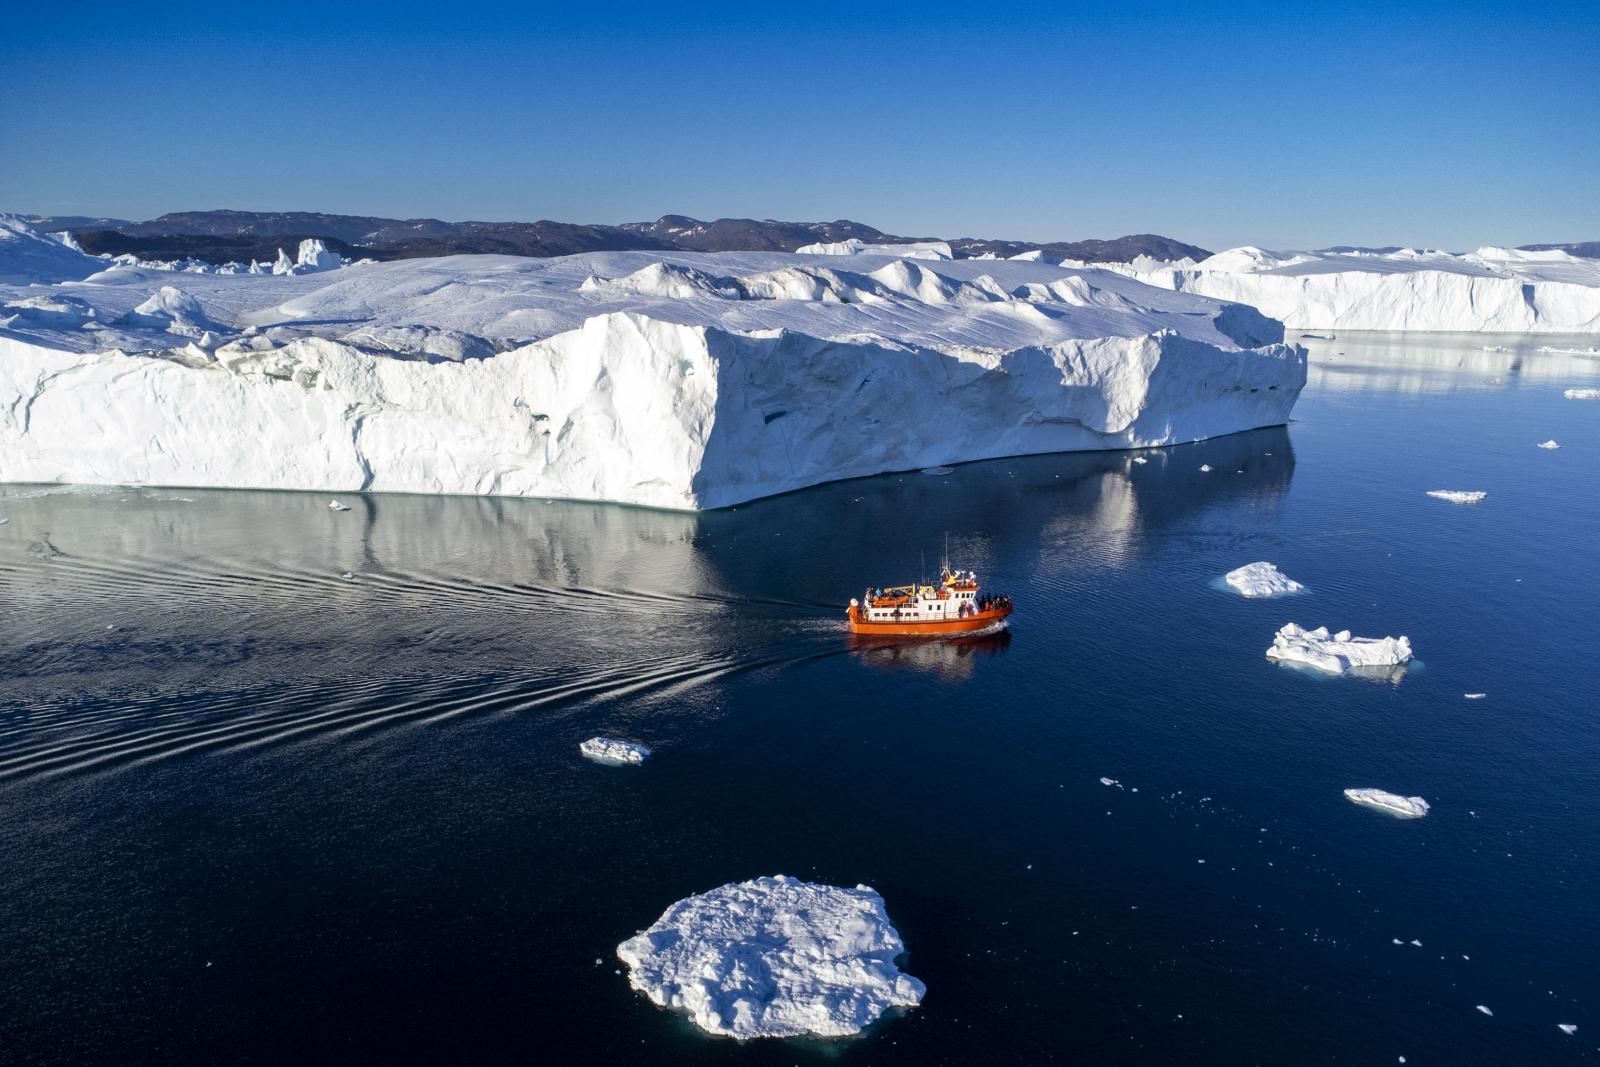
xmin=616 ymin=875 xmax=925 ymax=1039
xmin=1099 ymin=777 xmax=1123 ymax=788
xmin=1565 ymin=388 xmax=1600 ymax=399
xmin=1559 ymin=1024 xmax=1578 ymax=1035
xmin=1427 ymin=490 xmax=1486 ymax=504
xmin=1537 ymin=440 xmax=1560 ymax=449
xmin=1224 ymin=561 xmax=1305 ymax=598
xmin=1464 ymin=692 xmax=1487 ymax=700
xmin=327 ymin=499 xmax=351 ymax=511
xmin=920 ymin=466 xmax=954 ymax=476
xmin=1199 ymin=464 xmax=1213 ymax=472
xmin=1345 ymin=789 xmax=1430 ymax=819
xmin=1131 ymin=456 xmax=1148 ymax=464
xmin=1267 ymin=624 xmax=1413 ymax=674
xmin=579 ymin=737 xmax=651 ymax=765
xmin=1476 ymin=1005 xmax=1494 ymax=1016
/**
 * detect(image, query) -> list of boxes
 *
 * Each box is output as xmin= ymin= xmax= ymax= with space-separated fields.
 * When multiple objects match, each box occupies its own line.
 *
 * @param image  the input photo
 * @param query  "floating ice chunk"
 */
xmin=0 ymin=517 xmax=8 ymax=525
xmin=1267 ymin=623 xmax=1412 ymax=674
xmin=1131 ymin=456 xmax=1148 ymax=464
xmin=1536 ymin=440 xmax=1560 ymax=449
xmin=1224 ymin=562 xmax=1306 ymax=598
xmin=616 ymin=875 xmax=924 ymax=1039
xmin=1559 ymin=1023 xmax=1577 ymax=1035
xmin=1564 ymin=388 xmax=1600 ymax=399
xmin=1539 ymin=345 xmax=1600 ymax=355
xmin=1476 ymin=1005 xmax=1493 ymax=1016
xmin=1199 ymin=464 xmax=1213 ymax=472
xmin=1464 ymin=692 xmax=1486 ymax=700
xmin=1099 ymin=777 xmax=1122 ymax=788
xmin=1409 ymin=939 xmax=1423 ymax=946
xmin=579 ymin=736 xmax=651 ymax=765
xmin=921 ymin=466 xmax=954 ymax=476
xmin=1427 ymin=490 xmax=1487 ymax=504
xmin=1344 ymin=789 xmax=1430 ymax=819
xmin=327 ymin=500 xmax=351 ymax=511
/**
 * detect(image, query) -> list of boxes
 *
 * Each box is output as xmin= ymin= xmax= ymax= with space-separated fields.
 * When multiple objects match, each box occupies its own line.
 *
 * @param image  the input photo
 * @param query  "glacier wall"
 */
xmin=0 ymin=315 xmax=1303 ymax=510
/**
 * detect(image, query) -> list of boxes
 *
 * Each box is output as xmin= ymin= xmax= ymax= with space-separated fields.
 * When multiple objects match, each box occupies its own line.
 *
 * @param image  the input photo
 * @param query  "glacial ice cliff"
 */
xmin=1105 ymin=246 xmax=1600 ymax=333
xmin=0 ymin=215 xmax=1305 ymax=509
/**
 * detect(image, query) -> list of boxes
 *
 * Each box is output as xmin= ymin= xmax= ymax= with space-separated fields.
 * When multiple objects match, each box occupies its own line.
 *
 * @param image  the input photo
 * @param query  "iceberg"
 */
xmin=795 ymin=238 xmax=953 ymax=260
xmin=1537 ymin=440 xmax=1560 ymax=449
xmin=1344 ymin=788 xmax=1430 ymax=818
xmin=1427 ymin=490 xmax=1486 ymax=504
xmin=1103 ymin=244 xmax=1600 ymax=333
xmin=0 ymin=218 xmax=1306 ymax=509
xmin=579 ymin=736 xmax=650 ymax=765
xmin=616 ymin=875 xmax=925 ymax=1039
xmin=1224 ymin=561 xmax=1305 ymax=598
xmin=1266 ymin=623 xmax=1413 ymax=674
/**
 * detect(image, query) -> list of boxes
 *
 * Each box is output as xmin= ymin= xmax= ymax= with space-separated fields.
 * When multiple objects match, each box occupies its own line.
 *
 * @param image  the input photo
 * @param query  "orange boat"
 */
xmin=847 ymin=567 xmax=1013 ymax=637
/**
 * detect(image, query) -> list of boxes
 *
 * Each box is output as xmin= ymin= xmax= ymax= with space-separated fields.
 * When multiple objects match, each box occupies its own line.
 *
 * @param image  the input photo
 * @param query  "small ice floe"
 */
xmin=1099 ymin=777 xmax=1123 ymax=788
xmin=1464 ymin=692 xmax=1487 ymax=700
xmin=1224 ymin=561 xmax=1305 ymax=598
xmin=1132 ymin=456 xmax=1149 ymax=464
xmin=1564 ymin=388 xmax=1600 ymax=400
xmin=340 ymin=571 xmax=356 ymax=581
xmin=1409 ymin=939 xmax=1422 ymax=947
xmin=580 ymin=737 xmax=650 ymax=765
xmin=1267 ymin=624 xmax=1412 ymax=674
xmin=1559 ymin=1023 xmax=1578 ymax=1035
xmin=1476 ymin=1004 xmax=1494 ymax=1016
xmin=328 ymin=499 xmax=352 ymax=511
xmin=1427 ymin=490 xmax=1486 ymax=504
xmin=1199 ymin=464 xmax=1213 ymax=472
xmin=1536 ymin=440 xmax=1560 ymax=449
xmin=921 ymin=466 xmax=954 ymax=476
xmin=616 ymin=875 xmax=924 ymax=1039
xmin=1345 ymin=790 xmax=1430 ymax=819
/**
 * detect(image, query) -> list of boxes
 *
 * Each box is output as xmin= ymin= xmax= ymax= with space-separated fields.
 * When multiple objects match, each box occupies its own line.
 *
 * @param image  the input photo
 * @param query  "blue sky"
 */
xmin=3 ymin=1 xmax=1595 ymax=250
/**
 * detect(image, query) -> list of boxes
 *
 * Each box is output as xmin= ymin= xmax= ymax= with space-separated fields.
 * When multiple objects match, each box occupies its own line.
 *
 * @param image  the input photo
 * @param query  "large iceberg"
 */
xmin=1104 ymin=245 xmax=1600 ymax=333
xmin=1344 ymin=788 xmax=1430 ymax=819
xmin=0 ymin=217 xmax=1305 ymax=509
xmin=616 ymin=875 xmax=925 ymax=1039
xmin=1266 ymin=623 xmax=1413 ymax=674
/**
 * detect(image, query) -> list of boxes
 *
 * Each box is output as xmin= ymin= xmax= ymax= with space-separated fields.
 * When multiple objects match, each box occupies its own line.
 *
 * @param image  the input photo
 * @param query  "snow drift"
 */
xmin=1107 ymin=245 xmax=1600 ymax=333
xmin=0 ymin=217 xmax=1306 ymax=509
xmin=616 ymin=875 xmax=925 ymax=1039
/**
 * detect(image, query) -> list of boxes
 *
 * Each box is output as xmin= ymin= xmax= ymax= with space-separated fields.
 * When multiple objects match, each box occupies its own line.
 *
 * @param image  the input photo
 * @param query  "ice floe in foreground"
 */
xmin=1344 ymin=788 xmax=1430 ymax=819
xmin=616 ymin=875 xmax=925 ymax=1039
xmin=1266 ymin=624 xmax=1413 ymax=674
xmin=1537 ymin=439 xmax=1560 ymax=449
xmin=579 ymin=737 xmax=650 ymax=765
xmin=1427 ymin=490 xmax=1487 ymax=504
xmin=1224 ymin=561 xmax=1305 ymax=598
xmin=1565 ymin=388 xmax=1600 ymax=399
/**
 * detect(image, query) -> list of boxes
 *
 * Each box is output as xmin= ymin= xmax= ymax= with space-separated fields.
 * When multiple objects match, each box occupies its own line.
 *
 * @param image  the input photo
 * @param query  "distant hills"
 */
xmin=24 ymin=210 xmax=1213 ymax=265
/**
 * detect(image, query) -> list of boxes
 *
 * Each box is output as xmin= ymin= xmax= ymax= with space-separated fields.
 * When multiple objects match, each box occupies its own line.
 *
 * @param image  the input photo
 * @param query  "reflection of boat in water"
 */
xmin=848 ymin=626 xmax=1011 ymax=679
xmin=847 ymin=566 xmax=1012 ymax=637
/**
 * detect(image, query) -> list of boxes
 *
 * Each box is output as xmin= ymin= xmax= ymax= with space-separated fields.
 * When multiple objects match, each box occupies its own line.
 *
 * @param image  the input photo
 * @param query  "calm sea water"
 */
xmin=1 ymin=335 xmax=1597 ymax=1064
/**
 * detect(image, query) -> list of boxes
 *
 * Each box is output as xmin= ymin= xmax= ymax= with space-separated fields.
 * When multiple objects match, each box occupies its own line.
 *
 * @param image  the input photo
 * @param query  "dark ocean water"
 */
xmin=1 ymin=335 xmax=1597 ymax=1065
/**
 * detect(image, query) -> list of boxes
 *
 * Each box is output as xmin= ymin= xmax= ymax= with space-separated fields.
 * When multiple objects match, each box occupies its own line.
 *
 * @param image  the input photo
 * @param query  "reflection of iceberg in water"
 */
xmin=1299 ymin=332 xmax=1600 ymax=395
xmin=846 ymin=628 xmax=1012 ymax=680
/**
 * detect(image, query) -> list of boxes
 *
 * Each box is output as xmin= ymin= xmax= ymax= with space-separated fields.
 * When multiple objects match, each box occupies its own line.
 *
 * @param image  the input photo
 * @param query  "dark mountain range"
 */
xmin=1518 ymin=241 xmax=1600 ymax=259
xmin=39 ymin=208 xmax=1213 ymax=265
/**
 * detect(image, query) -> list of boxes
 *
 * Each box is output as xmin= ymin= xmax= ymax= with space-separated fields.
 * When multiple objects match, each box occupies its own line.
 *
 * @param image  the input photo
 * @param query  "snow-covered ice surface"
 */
xmin=615 ymin=875 xmax=925 ymax=1039
xmin=1224 ymin=561 xmax=1305 ymax=598
xmin=1101 ymin=244 xmax=1600 ymax=333
xmin=1427 ymin=490 xmax=1487 ymax=504
xmin=1266 ymin=624 xmax=1413 ymax=674
xmin=0 ymin=216 xmax=1305 ymax=509
xmin=579 ymin=736 xmax=650 ymax=765
xmin=1343 ymin=788 xmax=1430 ymax=819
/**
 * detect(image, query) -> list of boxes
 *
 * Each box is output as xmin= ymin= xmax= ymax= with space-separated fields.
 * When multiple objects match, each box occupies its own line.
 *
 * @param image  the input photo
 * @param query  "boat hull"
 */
xmin=846 ymin=604 xmax=1012 ymax=637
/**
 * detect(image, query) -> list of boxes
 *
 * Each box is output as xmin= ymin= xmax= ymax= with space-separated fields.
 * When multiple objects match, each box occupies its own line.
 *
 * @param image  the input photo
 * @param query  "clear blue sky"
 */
xmin=3 ymin=1 xmax=1595 ymax=250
